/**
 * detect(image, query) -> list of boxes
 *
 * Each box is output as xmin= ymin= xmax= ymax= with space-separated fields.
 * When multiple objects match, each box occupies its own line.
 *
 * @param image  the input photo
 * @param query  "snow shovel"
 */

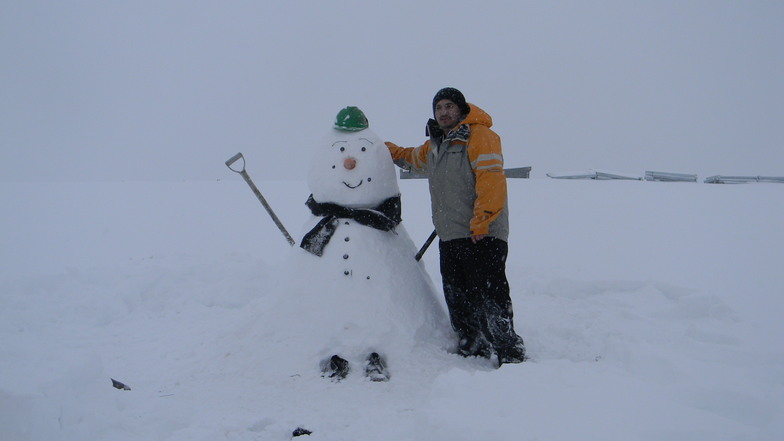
xmin=225 ymin=152 xmax=296 ymax=246
xmin=415 ymin=230 xmax=437 ymax=261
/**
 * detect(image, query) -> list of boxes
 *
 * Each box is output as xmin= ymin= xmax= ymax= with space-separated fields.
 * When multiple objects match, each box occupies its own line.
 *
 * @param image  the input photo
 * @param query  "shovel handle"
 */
xmin=225 ymin=152 xmax=296 ymax=247
xmin=415 ymin=230 xmax=438 ymax=261
xmin=225 ymin=152 xmax=245 ymax=173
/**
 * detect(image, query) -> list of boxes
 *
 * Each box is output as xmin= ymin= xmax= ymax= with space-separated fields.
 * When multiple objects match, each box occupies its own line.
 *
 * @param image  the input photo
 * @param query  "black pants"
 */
xmin=439 ymin=237 xmax=522 ymax=354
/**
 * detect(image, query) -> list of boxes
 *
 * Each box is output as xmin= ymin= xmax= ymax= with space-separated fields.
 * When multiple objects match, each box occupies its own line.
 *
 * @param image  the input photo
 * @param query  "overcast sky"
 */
xmin=2 ymin=0 xmax=783 ymax=181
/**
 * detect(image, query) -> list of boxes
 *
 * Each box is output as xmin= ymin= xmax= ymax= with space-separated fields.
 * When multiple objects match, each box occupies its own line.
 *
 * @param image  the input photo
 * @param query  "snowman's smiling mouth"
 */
xmin=343 ymin=180 xmax=363 ymax=189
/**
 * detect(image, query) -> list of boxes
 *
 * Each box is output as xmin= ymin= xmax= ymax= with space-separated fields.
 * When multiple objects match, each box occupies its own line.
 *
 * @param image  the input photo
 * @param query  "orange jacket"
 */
xmin=386 ymin=104 xmax=509 ymax=240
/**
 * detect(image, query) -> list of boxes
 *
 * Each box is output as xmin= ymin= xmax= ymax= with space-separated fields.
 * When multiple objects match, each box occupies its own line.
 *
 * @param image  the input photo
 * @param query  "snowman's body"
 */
xmin=272 ymin=110 xmax=451 ymax=379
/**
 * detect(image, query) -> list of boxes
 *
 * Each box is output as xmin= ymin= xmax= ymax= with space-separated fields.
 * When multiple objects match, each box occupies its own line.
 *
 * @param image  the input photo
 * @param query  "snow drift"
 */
xmin=1 ymin=178 xmax=783 ymax=440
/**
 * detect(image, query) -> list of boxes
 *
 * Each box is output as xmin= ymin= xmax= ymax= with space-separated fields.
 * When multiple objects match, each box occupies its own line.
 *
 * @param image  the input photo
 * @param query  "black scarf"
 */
xmin=299 ymin=194 xmax=402 ymax=257
xmin=445 ymin=123 xmax=471 ymax=144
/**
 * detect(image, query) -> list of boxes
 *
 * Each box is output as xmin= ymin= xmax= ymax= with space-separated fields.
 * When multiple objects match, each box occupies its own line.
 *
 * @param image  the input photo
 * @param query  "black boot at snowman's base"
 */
xmin=270 ymin=107 xmax=452 ymax=382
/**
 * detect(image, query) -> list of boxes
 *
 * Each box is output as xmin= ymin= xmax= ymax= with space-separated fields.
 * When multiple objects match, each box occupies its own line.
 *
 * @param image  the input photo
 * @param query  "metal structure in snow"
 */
xmin=704 ymin=175 xmax=784 ymax=184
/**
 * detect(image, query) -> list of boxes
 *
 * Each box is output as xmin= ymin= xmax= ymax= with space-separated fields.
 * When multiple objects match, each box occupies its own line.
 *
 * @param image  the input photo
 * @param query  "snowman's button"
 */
xmin=343 ymin=270 xmax=350 ymax=276
xmin=344 ymin=221 xmax=350 ymax=225
xmin=344 ymin=237 xmax=350 ymax=242
xmin=343 ymin=254 xmax=349 ymax=260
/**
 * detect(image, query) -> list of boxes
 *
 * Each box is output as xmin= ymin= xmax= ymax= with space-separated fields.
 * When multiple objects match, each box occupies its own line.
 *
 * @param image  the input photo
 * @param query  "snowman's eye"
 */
xmin=340 ymin=147 xmax=345 ymax=152
xmin=367 ymin=177 xmax=372 ymax=182
xmin=361 ymin=147 xmax=366 ymax=152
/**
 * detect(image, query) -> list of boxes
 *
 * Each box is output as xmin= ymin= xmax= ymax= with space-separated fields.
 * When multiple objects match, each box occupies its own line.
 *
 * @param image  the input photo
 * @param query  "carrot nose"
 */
xmin=344 ymin=157 xmax=357 ymax=170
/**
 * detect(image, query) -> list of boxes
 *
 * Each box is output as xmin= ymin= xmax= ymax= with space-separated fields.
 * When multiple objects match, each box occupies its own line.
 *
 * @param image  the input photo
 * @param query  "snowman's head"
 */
xmin=307 ymin=108 xmax=399 ymax=208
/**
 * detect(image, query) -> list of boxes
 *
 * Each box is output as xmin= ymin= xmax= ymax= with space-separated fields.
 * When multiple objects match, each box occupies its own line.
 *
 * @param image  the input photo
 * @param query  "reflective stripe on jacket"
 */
xmin=386 ymin=103 xmax=509 ymax=242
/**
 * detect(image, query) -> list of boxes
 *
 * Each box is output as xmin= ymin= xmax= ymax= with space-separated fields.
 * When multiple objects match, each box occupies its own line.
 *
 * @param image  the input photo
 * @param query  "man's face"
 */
xmin=434 ymin=99 xmax=463 ymax=131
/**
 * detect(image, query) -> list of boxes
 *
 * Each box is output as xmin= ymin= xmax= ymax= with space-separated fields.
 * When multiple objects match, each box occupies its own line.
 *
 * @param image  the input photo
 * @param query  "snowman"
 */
xmin=274 ymin=106 xmax=451 ymax=382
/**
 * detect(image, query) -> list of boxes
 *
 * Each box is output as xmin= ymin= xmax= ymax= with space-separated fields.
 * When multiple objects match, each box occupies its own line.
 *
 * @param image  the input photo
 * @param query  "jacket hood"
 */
xmin=460 ymin=103 xmax=493 ymax=128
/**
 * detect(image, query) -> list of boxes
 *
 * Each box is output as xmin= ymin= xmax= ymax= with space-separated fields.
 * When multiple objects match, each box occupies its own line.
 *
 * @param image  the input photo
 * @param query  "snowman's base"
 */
xmin=320 ymin=352 xmax=390 ymax=382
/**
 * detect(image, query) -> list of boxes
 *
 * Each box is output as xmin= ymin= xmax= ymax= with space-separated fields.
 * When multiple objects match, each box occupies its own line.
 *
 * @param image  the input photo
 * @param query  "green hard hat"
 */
xmin=334 ymin=106 xmax=369 ymax=131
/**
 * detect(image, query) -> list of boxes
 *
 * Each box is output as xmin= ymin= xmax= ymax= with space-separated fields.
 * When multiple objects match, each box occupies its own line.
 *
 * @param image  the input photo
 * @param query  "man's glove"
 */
xmin=425 ymin=118 xmax=443 ymax=138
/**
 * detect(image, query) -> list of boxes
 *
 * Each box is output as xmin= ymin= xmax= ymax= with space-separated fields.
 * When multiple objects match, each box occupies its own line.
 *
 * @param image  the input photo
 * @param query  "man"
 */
xmin=386 ymin=87 xmax=526 ymax=365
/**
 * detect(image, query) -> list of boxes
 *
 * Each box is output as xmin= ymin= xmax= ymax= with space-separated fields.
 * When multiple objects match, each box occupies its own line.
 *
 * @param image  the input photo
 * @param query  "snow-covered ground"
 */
xmin=1 ymin=177 xmax=783 ymax=440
